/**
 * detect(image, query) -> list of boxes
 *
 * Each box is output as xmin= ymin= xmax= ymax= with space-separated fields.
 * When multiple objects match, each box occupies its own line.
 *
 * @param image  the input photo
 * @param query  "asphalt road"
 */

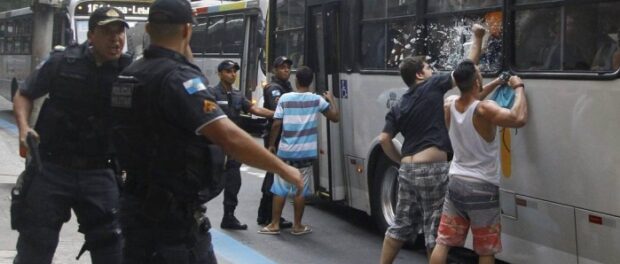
xmin=0 ymin=96 xmax=429 ymax=264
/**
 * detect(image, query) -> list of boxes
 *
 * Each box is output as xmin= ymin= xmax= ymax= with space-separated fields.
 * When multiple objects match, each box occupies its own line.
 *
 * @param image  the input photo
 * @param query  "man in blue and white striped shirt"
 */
xmin=258 ymin=66 xmax=339 ymax=236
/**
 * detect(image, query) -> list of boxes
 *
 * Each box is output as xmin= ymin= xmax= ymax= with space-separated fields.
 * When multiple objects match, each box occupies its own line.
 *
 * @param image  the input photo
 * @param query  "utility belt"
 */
xmin=124 ymin=178 xmax=209 ymax=237
xmin=285 ymin=159 xmax=314 ymax=168
xmin=43 ymin=154 xmax=112 ymax=170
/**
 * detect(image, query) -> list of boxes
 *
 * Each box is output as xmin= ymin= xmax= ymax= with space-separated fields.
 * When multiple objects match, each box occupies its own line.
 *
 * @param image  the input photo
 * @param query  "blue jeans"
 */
xmin=14 ymin=162 xmax=122 ymax=264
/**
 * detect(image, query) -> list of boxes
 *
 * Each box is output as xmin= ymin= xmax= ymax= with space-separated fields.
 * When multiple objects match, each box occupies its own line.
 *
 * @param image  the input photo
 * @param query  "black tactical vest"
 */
xmin=110 ymin=49 xmax=223 ymax=206
xmin=34 ymin=43 xmax=131 ymax=157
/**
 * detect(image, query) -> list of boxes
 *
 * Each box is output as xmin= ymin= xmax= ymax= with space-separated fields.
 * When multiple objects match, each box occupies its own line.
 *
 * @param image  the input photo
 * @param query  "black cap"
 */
xmin=148 ymin=0 xmax=197 ymax=24
xmin=218 ymin=60 xmax=240 ymax=72
xmin=273 ymin=56 xmax=293 ymax=68
xmin=88 ymin=7 xmax=128 ymax=31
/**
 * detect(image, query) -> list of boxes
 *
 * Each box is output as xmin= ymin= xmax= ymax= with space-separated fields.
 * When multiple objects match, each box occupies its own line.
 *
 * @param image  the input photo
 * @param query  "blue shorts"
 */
xmin=270 ymin=165 xmax=313 ymax=197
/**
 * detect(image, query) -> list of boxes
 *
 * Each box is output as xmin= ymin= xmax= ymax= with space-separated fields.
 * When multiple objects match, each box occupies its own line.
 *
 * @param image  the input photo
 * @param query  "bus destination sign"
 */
xmin=75 ymin=2 xmax=150 ymax=17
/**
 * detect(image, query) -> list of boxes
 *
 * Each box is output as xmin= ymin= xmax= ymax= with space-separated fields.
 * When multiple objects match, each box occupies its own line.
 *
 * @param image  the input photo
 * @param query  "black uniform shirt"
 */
xmin=383 ymin=73 xmax=454 ymax=157
xmin=263 ymin=76 xmax=293 ymax=111
xmin=19 ymin=43 xmax=130 ymax=157
xmin=145 ymin=46 xmax=227 ymax=134
xmin=20 ymin=43 xmax=125 ymax=100
xmin=263 ymin=77 xmax=292 ymax=133
xmin=209 ymin=82 xmax=252 ymax=126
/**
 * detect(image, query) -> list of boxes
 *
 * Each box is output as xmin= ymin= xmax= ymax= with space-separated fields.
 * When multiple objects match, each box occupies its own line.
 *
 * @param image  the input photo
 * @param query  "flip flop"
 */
xmin=258 ymin=226 xmax=280 ymax=235
xmin=290 ymin=225 xmax=312 ymax=236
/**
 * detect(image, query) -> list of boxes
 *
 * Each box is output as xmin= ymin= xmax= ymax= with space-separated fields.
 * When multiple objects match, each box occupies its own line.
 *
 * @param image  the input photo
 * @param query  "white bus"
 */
xmin=190 ymin=0 xmax=268 ymax=134
xmin=267 ymin=0 xmax=620 ymax=263
xmin=0 ymin=0 xmax=152 ymax=102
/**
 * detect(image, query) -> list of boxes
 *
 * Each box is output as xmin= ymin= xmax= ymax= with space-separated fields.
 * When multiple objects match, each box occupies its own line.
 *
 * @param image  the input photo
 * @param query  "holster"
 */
xmin=10 ymin=179 xmax=27 ymax=230
xmin=142 ymin=184 xmax=174 ymax=223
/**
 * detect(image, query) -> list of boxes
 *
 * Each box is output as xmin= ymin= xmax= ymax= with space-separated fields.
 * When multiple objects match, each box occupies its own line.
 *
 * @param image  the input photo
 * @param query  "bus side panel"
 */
xmin=498 ymin=195 xmax=578 ymax=264
xmin=576 ymin=209 xmax=620 ymax=264
xmin=502 ymin=79 xmax=620 ymax=217
xmin=341 ymin=73 xmax=405 ymax=213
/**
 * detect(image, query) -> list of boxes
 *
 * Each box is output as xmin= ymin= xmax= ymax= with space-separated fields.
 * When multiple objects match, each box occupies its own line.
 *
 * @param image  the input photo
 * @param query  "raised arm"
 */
xmin=321 ymin=91 xmax=340 ymax=122
xmin=477 ymin=76 xmax=528 ymax=128
xmin=468 ymin=24 xmax=487 ymax=65
xmin=478 ymin=77 xmax=503 ymax=100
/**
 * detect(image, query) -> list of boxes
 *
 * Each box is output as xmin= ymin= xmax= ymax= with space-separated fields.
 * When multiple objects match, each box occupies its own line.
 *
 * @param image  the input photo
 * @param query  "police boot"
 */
xmin=221 ymin=212 xmax=248 ymax=230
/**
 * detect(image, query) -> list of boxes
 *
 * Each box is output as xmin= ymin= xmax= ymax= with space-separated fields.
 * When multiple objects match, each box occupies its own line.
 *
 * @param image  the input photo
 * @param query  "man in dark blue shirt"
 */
xmin=209 ymin=60 xmax=274 ymax=230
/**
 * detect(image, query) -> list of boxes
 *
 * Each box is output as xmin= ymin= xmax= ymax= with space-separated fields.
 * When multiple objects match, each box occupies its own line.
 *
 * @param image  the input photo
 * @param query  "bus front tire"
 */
xmin=370 ymin=156 xmax=399 ymax=234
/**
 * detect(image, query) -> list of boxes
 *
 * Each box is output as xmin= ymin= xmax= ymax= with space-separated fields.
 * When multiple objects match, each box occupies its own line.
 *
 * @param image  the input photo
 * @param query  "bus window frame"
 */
xmin=195 ymin=12 xmax=250 ymax=57
xmin=358 ymin=0 xmax=417 ymax=72
xmin=507 ymin=0 xmax=620 ymax=79
xmin=353 ymin=0 xmax=619 ymax=79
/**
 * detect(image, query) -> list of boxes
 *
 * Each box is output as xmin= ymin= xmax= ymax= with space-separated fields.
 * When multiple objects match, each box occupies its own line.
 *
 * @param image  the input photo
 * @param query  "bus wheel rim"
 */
xmin=380 ymin=165 xmax=398 ymax=227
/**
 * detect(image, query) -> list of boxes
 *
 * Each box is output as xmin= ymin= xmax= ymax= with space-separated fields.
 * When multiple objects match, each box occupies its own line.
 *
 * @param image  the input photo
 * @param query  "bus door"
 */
xmin=307 ymin=2 xmax=346 ymax=201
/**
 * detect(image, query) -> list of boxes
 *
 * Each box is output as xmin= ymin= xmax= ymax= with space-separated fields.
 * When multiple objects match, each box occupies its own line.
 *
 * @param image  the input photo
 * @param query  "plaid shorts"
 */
xmin=385 ymin=162 xmax=449 ymax=249
xmin=436 ymin=175 xmax=502 ymax=256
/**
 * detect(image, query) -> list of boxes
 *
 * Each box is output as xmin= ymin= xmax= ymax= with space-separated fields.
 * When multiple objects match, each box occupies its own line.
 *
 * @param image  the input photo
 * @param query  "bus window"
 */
xmin=361 ymin=23 xmax=386 ymax=69
xmin=223 ymin=15 xmax=244 ymax=54
xmin=426 ymin=12 xmax=503 ymax=72
xmin=428 ymin=0 xmax=501 ymax=13
xmin=191 ymin=18 xmax=207 ymax=55
xmin=275 ymin=30 xmax=304 ymax=68
xmin=273 ymin=0 xmax=304 ymax=69
xmin=515 ymin=0 xmax=556 ymax=5
xmin=361 ymin=0 xmax=418 ymax=70
xmin=388 ymin=0 xmax=416 ymax=17
xmin=276 ymin=0 xmax=304 ymax=29
xmin=514 ymin=2 xmax=620 ymax=72
xmin=206 ymin=16 xmax=225 ymax=54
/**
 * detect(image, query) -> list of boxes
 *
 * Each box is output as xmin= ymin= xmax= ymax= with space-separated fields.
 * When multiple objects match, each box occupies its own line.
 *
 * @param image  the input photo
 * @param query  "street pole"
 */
xmin=28 ymin=0 xmax=55 ymax=126
xmin=30 ymin=0 xmax=54 ymax=71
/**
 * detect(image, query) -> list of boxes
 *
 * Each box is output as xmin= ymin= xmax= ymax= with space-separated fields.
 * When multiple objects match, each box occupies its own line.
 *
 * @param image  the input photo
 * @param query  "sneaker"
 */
xmin=221 ymin=215 xmax=248 ymax=230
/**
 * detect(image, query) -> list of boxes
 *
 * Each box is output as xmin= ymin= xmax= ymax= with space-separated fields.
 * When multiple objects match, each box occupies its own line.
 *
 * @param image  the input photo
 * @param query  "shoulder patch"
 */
xmin=271 ymin=89 xmax=281 ymax=97
xmin=203 ymin=100 xmax=218 ymax=113
xmin=183 ymin=77 xmax=207 ymax=94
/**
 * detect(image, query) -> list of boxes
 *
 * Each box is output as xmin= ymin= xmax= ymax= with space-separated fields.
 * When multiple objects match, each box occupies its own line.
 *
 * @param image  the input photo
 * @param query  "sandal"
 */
xmin=258 ymin=226 xmax=280 ymax=235
xmin=290 ymin=225 xmax=312 ymax=236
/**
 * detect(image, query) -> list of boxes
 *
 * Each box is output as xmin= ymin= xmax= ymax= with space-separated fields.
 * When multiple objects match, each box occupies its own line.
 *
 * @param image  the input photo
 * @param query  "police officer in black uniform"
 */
xmin=109 ymin=0 xmax=302 ymax=263
xmin=257 ymin=56 xmax=294 ymax=227
xmin=210 ymin=60 xmax=274 ymax=230
xmin=12 ymin=7 xmax=130 ymax=264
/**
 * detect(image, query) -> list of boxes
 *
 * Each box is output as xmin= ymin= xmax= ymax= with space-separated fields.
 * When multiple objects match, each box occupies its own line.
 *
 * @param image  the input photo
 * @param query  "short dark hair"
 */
xmin=399 ymin=56 xmax=426 ymax=87
xmin=147 ymin=23 xmax=184 ymax=42
xmin=453 ymin=59 xmax=478 ymax=93
xmin=296 ymin=66 xmax=314 ymax=87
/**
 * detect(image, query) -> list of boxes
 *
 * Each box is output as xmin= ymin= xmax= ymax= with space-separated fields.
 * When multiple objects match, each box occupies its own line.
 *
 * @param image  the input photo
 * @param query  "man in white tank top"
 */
xmin=430 ymin=61 xmax=528 ymax=264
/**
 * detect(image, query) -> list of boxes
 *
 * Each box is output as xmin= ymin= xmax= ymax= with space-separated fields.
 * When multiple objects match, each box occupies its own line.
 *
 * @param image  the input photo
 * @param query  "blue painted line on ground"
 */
xmin=0 ymin=118 xmax=18 ymax=136
xmin=211 ymin=229 xmax=277 ymax=264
